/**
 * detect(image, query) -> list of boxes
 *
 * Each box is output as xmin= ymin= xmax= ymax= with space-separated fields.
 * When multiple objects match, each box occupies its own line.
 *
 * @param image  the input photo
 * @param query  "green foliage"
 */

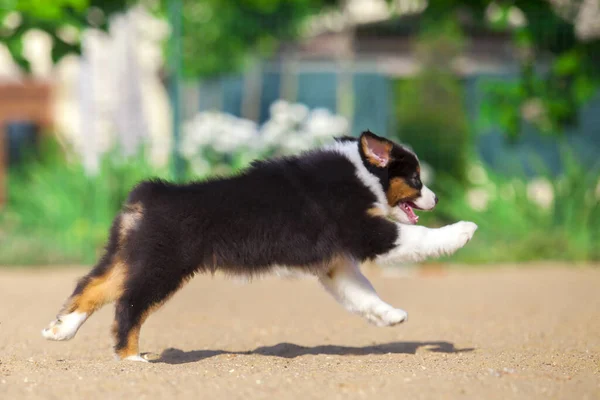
xmin=480 ymin=50 xmax=600 ymax=140
xmin=165 ymin=0 xmax=326 ymax=78
xmin=0 ymin=139 xmax=169 ymax=265
xmin=478 ymin=78 xmax=522 ymax=141
xmin=1 ymin=139 xmax=597 ymax=266
xmin=0 ymin=0 xmax=130 ymax=71
xmin=394 ymin=19 xmax=470 ymax=187
xmin=2 ymin=0 xmax=331 ymax=78
xmin=423 ymin=0 xmax=600 ymax=138
xmin=423 ymin=151 xmax=600 ymax=264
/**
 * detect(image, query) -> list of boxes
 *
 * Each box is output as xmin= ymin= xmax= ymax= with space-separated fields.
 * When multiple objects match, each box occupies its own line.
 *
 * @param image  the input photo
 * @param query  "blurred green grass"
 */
xmin=420 ymin=151 xmax=600 ymax=264
xmin=1 ymin=141 xmax=598 ymax=266
xmin=0 ymin=140 xmax=170 ymax=265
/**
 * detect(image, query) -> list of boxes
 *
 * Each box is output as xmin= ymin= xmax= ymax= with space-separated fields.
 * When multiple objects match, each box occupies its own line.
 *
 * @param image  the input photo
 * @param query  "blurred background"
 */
xmin=0 ymin=0 xmax=598 ymax=266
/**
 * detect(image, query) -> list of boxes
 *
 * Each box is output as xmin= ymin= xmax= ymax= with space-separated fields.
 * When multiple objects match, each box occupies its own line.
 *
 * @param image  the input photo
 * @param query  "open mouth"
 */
xmin=397 ymin=202 xmax=422 ymax=224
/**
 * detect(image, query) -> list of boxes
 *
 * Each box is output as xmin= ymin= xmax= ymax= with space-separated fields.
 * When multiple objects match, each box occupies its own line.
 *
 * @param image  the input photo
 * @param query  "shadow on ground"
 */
xmin=154 ymin=341 xmax=475 ymax=365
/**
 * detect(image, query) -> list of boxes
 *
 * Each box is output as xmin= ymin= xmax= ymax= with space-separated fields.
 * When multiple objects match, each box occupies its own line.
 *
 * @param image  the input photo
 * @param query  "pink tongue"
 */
xmin=405 ymin=206 xmax=418 ymax=223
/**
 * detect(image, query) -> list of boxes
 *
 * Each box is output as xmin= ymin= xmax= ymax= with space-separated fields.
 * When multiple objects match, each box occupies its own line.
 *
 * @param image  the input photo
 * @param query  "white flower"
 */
xmin=289 ymin=103 xmax=309 ymax=123
xmin=526 ymin=178 xmax=554 ymax=210
xmin=180 ymin=111 xmax=259 ymax=155
xmin=180 ymin=100 xmax=350 ymax=172
xmin=282 ymin=135 xmax=311 ymax=153
xmin=269 ymin=99 xmax=290 ymax=119
xmin=467 ymin=188 xmax=490 ymax=211
xmin=521 ymin=98 xmax=545 ymax=122
xmin=304 ymin=108 xmax=348 ymax=140
xmin=190 ymin=157 xmax=211 ymax=176
xmin=468 ymin=163 xmax=488 ymax=185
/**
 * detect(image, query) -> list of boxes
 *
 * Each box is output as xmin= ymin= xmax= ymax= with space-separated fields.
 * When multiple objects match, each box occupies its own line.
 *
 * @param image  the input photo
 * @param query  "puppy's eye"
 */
xmin=412 ymin=174 xmax=422 ymax=189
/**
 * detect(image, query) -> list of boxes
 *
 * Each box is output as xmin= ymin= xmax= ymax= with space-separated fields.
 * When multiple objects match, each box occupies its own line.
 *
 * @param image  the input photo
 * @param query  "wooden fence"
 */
xmin=0 ymin=81 xmax=53 ymax=207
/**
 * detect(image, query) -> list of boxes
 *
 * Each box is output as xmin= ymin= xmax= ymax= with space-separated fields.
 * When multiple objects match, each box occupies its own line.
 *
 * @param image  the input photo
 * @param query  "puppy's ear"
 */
xmin=360 ymin=131 xmax=392 ymax=168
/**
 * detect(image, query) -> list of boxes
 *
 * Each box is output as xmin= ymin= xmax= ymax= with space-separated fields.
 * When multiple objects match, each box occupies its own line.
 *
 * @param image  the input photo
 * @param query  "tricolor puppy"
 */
xmin=42 ymin=130 xmax=477 ymax=362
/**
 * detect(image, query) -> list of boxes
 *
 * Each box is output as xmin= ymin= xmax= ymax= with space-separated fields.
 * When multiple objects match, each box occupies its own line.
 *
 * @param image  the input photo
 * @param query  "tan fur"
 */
xmin=114 ymin=323 xmax=143 ymax=359
xmin=367 ymin=206 xmax=386 ymax=218
xmin=64 ymin=260 xmax=126 ymax=315
xmin=112 ymin=281 xmax=187 ymax=359
xmin=324 ymin=254 xmax=353 ymax=279
xmin=60 ymin=203 xmax=142 ymax=317
xmin=386 ymin=177 xmax=419 ymax=207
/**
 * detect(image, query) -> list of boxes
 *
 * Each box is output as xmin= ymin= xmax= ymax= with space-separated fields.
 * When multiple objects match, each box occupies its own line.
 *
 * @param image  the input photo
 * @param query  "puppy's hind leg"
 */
xmin=42 ymin=211 xmax=134 ymax=342
xmin=42 ymin=256 xmax=126 ymax=341
xmin=112 ymin=260 xmax=190 ymax=362
xmin=319 ymin=257 xmax=408 ymax=327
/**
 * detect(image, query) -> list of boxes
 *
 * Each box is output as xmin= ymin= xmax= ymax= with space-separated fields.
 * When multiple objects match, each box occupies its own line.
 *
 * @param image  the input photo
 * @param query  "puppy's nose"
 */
xmin=434 ymin=195 xmax=439 ymax=205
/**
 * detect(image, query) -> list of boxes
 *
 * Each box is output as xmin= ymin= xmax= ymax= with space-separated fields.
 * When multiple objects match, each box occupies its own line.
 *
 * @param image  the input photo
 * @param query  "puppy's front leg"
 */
xmin=319 ymin=258 xmax=408 ymax=327
xmin=377 ymin=221 xmax=478 ymax=264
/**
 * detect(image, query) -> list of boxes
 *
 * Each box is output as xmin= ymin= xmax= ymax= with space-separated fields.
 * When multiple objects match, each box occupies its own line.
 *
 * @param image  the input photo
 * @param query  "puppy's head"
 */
xmin=357 ymin=130 xmax=437 ymax=224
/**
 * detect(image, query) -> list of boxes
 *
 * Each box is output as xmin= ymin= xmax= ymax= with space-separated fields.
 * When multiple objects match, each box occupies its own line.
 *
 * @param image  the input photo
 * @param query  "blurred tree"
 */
xmin=395 ymin=19 xmax=470 ymax=187
xmin=6 ymin=0 xmax=595 ymax=138
xmin=421 ymin=0 xmax=600 ymax=138
xmin=159 ymin=0 xmax=334 ymax=78
xmin=1 ymin=0 xmax=336 ymax=78
xmin=0 ymin=0 xmax=130 ymax=71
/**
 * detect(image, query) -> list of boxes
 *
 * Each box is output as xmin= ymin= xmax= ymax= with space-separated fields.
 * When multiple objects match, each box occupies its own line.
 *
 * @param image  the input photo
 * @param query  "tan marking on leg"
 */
xmin=323 ymin=254 xmax=350 ymax=279
xmin=113 ymin=280 xmax=189 ymax=360
xmin=115 ymin=323 xmax=143 ymax=359
xmin=64 ymin=260 xmax=127 ymax=315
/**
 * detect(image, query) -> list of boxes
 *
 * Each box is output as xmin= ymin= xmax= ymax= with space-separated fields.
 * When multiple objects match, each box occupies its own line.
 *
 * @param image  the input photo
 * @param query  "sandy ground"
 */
xmin=0 ymin=264 xmax=599 ymax=400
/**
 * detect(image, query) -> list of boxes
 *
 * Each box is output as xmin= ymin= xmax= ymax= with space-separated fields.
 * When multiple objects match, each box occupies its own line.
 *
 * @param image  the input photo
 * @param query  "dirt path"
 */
xmin=0 ymin=265 xmax=599 ymax=399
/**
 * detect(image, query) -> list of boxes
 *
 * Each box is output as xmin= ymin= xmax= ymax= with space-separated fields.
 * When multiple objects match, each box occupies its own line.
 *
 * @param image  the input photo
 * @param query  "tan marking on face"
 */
xmin=360 ymin=135 xmax=393 ymax=167
xmin=386 ymin=177 xmax=419 ymax=207
xmin=64 ymin=260 xmax=127 ymax=315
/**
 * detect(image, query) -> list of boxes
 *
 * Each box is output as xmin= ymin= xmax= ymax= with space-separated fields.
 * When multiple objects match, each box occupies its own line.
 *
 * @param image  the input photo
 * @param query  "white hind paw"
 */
xmin=124 ymin=355 xmax=149 ymax=363
xmin=41 ymin=312 xmax=87 ymax=341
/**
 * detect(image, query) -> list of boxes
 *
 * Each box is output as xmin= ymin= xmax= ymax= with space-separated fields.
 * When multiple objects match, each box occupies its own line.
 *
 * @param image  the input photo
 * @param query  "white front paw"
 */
xmin=440 ymin=221 xmax=478 ymax=254
xmin=454 ymin=221 xmax=478 ymax=243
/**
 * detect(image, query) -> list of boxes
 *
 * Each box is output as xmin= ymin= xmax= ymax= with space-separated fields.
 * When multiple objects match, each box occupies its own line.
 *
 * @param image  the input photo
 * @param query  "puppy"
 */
xmin=42 ymin=130 xmax=477 ymax=362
